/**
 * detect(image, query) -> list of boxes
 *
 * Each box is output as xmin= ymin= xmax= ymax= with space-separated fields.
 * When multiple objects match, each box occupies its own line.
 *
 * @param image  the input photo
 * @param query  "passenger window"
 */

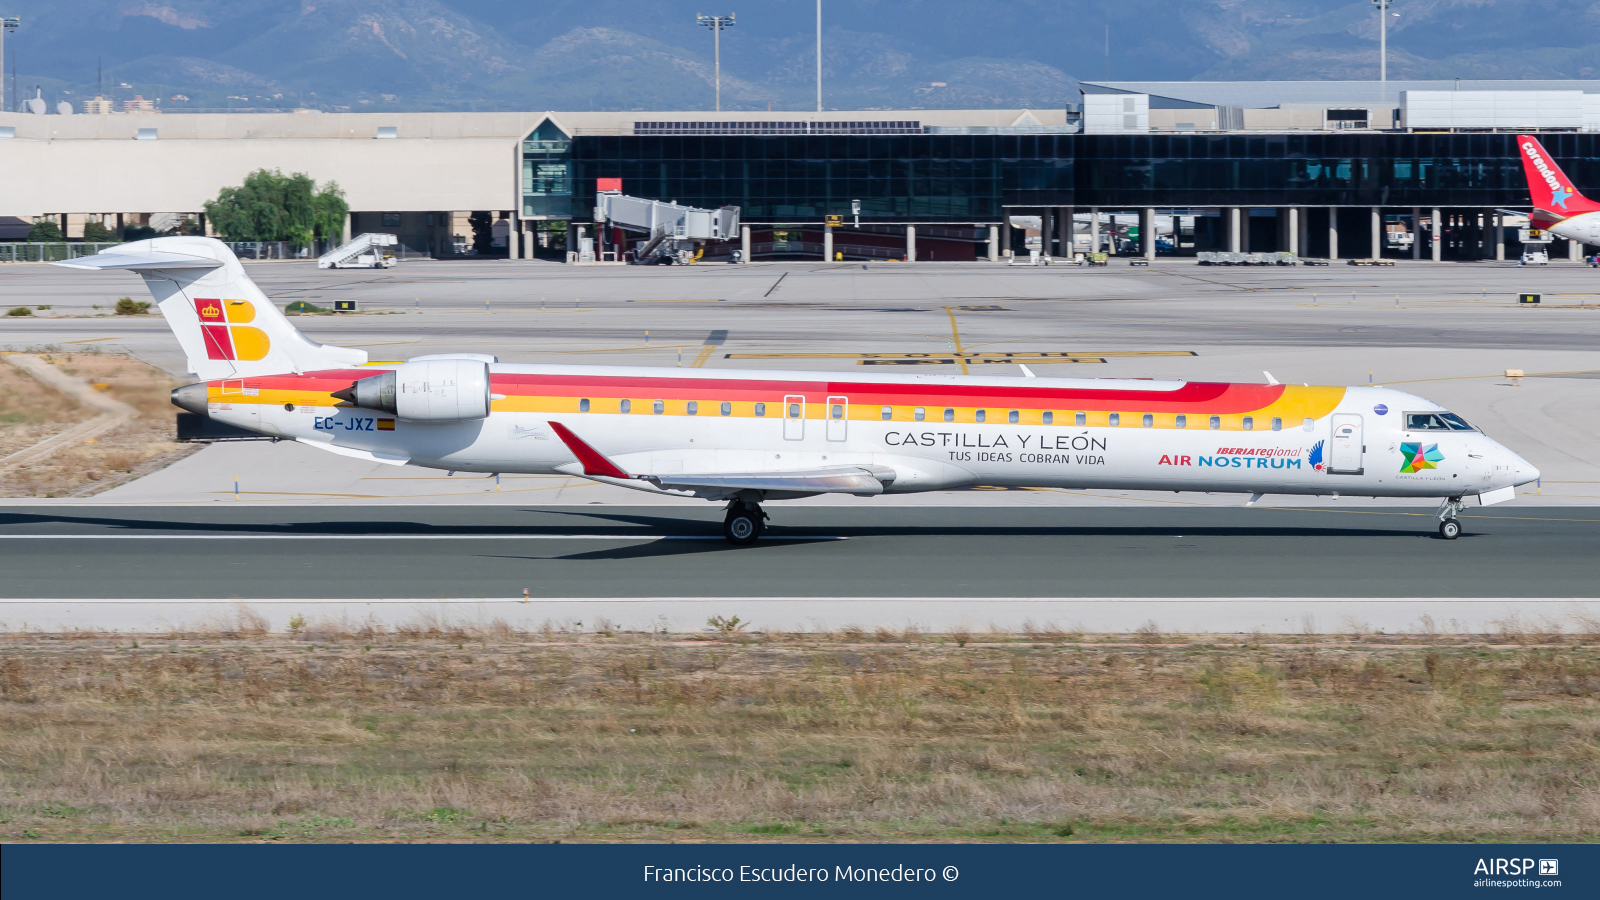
xmin=1142 ymin=413 xmax=1153 ymax=428
xmin=1109 ymin=413 xmax=1120 ymax=427
xmin=1242 ymin=416 xmax=1254 ymax=431
xmin=1175 ymin=414 xmax=1186 ymax=429
xmin=720 ymin=402 xmax=731 ymax=416
xmin=579 ymin=398 xmax=590 ymax=412
xmin=1271 ymin=416 xmax=1281 ymax=431
xmin=653 ymin=400 xmax=664 ymax=415
xmin=755 ymin=402 xmax=766 ymax=417
xmin=944 ymin=408 xmax=955 ymax=422
xmin=620 ymin=399 xmax=631 ymax=414
xmin=831 ymin=404 xmax=843 ymax=419
xmin=788 ymin=403 xmax=800 ymax=418
xmin=1405 ymin=412 xmax=1452 ymax=431
xmin=1302 ymin=418 xmax=1313 ymax=432
xmin=975 ymin=410 xmax=986 ymax=423
xmin=881 ymin=406 xmax=893 ymax=420
xmin=1008 ymin=410 xmax=1019 ymax=424
xmin=1043 ymin=411 xmax=1053 ymax=425
xmin=1209 ymin=415 xmax=1220 ymax=430
xmin=1074 ymin=412 xmax=1085 ymax=426
xmin=914 ymin=407 xmax=925 ymax=421
xmin=687 ymin=401 xmax=698 ymax=415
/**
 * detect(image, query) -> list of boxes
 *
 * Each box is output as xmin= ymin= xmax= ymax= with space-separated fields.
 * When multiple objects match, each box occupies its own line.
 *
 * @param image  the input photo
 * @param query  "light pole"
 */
xmin=1373 ymin=0 xmax=1397 ymax=85
xmin=816 ymin=0 xmax=822 ymax=112
xmin=2 ymin=17 xmax=18 ymax=114
xmin=696 ymin=13 xmax=735 ymax=112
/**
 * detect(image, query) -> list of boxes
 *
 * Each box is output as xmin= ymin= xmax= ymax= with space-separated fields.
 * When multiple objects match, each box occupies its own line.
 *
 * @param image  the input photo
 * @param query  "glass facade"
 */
xmin=522 ymin=120 xmax=574 ymax=218
xmin=552 ymin=129 xmax=1600 ymax=222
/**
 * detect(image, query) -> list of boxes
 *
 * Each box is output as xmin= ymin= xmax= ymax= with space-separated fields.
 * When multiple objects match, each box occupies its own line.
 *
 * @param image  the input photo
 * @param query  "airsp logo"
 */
xmin=1473 ymin=858 xmax=1547 ymax=876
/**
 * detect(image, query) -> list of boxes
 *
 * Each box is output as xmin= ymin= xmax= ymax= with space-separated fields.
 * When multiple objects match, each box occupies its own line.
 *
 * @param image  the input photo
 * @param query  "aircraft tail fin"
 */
xmin=1516 ymin=135 xmax=1600 ymax=223
xmin=54 ymin=237 xmax=367 ymax=380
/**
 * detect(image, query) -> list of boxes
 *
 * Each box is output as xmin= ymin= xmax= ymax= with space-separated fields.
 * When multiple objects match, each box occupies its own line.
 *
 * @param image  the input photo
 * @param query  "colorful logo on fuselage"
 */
xmin=1308 ymin=440 xmax=1325 ymax=472
xmin=1400 ymin=442 xmax=1443 ymax=473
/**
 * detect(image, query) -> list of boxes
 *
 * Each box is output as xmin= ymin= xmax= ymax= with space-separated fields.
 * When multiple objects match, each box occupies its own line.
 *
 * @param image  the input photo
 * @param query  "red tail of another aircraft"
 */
xmin=1517 ymin=134 xmax=1600 ymax=223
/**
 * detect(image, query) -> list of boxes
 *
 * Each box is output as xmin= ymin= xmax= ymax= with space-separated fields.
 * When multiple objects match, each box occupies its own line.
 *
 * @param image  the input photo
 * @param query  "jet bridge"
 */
xmin=595 ymin=192 xmax=739 ymax=264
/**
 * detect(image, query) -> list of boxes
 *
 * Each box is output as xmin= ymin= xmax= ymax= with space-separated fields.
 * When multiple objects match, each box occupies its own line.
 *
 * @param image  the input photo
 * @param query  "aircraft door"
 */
xmin=1328 ymin=414 xmax=1364 ymax=475
xmin=826 ymin=396 xmax=848 ymax=441
xmin=783 ymin=395 xmax=805 ymax=440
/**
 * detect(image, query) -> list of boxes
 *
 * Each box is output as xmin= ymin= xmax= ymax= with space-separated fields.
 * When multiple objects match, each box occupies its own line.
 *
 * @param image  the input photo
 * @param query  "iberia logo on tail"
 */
xmin=195 ymin=298 xmax=271 ymax=361
xmin=1518 ymin=135 xmax=1600 ymax=222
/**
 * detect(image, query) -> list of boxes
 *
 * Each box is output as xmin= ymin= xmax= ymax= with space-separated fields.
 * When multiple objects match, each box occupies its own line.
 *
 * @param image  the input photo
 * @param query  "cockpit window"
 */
xmin=1405 ymin=411 xmax=1475 ymax=432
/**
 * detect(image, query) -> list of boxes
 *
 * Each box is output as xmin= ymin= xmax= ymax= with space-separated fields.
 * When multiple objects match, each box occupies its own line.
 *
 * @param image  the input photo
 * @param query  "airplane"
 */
xmin=1515 ymin=134 xmax=1600 ymax=246
xmin=56 ymin=238 xmax=1538 ymax=542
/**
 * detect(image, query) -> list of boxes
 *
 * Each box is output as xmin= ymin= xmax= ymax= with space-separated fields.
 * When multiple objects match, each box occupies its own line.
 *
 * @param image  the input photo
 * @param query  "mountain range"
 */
xmin=5 ymin=1 xmax=1599 ymax=114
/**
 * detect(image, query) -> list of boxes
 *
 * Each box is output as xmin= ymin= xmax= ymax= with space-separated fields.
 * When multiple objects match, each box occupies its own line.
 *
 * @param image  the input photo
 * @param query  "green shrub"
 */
xmin=114 ymin=297 xmax=152 ymax=315
xmin=7 ymin=306 xmax=33 ymax=317
xmin=26 ymin=220 xmax=64 ymax=242
xmin=82 ymin=221 xmax=118 ymax=242
xmin=285 ymin=300 xmax=329 ymax=315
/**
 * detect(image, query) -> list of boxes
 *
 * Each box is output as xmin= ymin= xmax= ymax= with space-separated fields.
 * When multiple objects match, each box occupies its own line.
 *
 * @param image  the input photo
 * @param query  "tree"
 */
xmin=203 ymin=169 xmax=346 ymax=246
xmin=82 ymin=221 xmax=117 ymax=242
xmin=27 ymin=220 xmax=63 ymax=242
xmin=312 ymin=182 xmax=348 ymax=246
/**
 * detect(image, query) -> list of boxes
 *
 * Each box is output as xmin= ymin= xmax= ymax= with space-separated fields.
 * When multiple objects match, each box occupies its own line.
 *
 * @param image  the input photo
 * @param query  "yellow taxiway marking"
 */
xmin=690 ymin=344 xmax=717 ymax=368
xmin=1379 ymin=368 xmax=1600 ymax=386
xmin=943 ymin=307 xmax=970 ymax=374
xmin=60 ymin=337 xmax=120 ymax=345
xmin=725 ymin=350 xmax=1195 ymax=361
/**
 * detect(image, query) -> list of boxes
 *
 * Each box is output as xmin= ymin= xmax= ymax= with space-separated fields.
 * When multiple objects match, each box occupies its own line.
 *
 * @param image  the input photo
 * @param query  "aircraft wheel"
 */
xmin=1438 ymin=518 xmax=1462 ymax=540
xmin=723 ymin=508 xmax=763 ymax=545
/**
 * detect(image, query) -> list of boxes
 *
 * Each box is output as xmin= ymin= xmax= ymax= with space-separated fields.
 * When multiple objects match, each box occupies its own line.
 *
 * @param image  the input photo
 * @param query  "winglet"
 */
xmin=547 ymin=421 xmax=631 ymax=479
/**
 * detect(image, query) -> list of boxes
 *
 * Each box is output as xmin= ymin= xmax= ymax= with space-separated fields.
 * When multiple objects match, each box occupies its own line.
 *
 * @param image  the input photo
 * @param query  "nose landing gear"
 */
xmin=722 ymin=499 xmax=767 ymax=545
xmin=1437 ymin=496 xmax=1466 ymax=540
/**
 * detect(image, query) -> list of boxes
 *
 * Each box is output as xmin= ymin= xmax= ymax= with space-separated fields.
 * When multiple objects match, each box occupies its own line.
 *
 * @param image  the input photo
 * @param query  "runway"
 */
xmin=4 ymin=503 xmax=1597 ymax=597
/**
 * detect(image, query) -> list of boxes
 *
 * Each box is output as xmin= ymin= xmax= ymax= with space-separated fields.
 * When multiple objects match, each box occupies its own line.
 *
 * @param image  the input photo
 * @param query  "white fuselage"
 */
xmin=206 ymin=366 xmax=1538 ymax=502
xmin=1550 ymin=210 xmax=1600 ymax=246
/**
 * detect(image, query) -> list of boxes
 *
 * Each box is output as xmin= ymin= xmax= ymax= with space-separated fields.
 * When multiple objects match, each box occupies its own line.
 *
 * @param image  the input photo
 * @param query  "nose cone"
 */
xmin=1502 ymin=448 xmax=1539 ymax=487
xmin=1514 ymin=458 xmax=1541 ymax=487
xmin=170 ymin=383 xmax=210 ymax=417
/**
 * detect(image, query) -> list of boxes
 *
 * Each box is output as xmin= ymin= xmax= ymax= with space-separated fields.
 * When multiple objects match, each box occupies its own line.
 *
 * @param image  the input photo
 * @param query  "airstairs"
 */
xmin=317 ymin=233 xmax=399 ymax=269
xmin=595 ymin=193 xmax=739 ymax=264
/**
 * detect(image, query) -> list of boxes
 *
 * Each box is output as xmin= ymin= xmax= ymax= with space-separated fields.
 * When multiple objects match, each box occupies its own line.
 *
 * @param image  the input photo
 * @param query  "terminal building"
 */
xmin=3 ymin=79 xmax=1599 ymax=262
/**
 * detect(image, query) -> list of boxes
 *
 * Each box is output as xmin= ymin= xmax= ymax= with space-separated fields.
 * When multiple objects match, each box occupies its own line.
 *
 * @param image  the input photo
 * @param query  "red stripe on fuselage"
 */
xmin=491 ymin=373 xmax=1280 ymax=414
xmin=213 ymin=369 xmax=1286 ymax=415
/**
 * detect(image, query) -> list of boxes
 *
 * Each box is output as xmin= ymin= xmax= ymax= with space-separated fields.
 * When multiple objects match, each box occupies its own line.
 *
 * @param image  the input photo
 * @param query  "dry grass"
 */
xmin=0 ymin=350 xmax=198 ymax=497
xmin=2 ymin=620 xmax=1598 ymax=844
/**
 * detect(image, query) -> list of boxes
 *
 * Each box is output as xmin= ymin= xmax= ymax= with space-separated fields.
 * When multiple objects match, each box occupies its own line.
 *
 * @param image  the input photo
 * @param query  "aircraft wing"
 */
xmin=52 ymin=250 xmax=223 ymax=271
xmin=547 ymin=421 xmax=895 ymax=499
xmin=645 ymin=467 xmax=893 ymax=496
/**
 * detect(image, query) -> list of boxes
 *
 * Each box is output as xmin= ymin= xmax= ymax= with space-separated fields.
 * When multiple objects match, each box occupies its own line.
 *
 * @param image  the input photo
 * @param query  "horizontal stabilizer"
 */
xmin=53 ymin=251 xmax=223 ymax=271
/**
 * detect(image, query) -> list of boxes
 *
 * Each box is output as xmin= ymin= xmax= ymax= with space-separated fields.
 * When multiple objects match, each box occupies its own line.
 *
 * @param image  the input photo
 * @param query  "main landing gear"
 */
xmin=1437 ymin=496 xmax=1466 ymax=540
xmin=723 ymin=499 xmax=768 ymax=545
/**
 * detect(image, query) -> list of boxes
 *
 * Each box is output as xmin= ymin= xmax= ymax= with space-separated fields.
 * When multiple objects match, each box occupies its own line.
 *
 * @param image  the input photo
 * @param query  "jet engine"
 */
xmin=332 ymin=358 xmax=490 ymax=421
